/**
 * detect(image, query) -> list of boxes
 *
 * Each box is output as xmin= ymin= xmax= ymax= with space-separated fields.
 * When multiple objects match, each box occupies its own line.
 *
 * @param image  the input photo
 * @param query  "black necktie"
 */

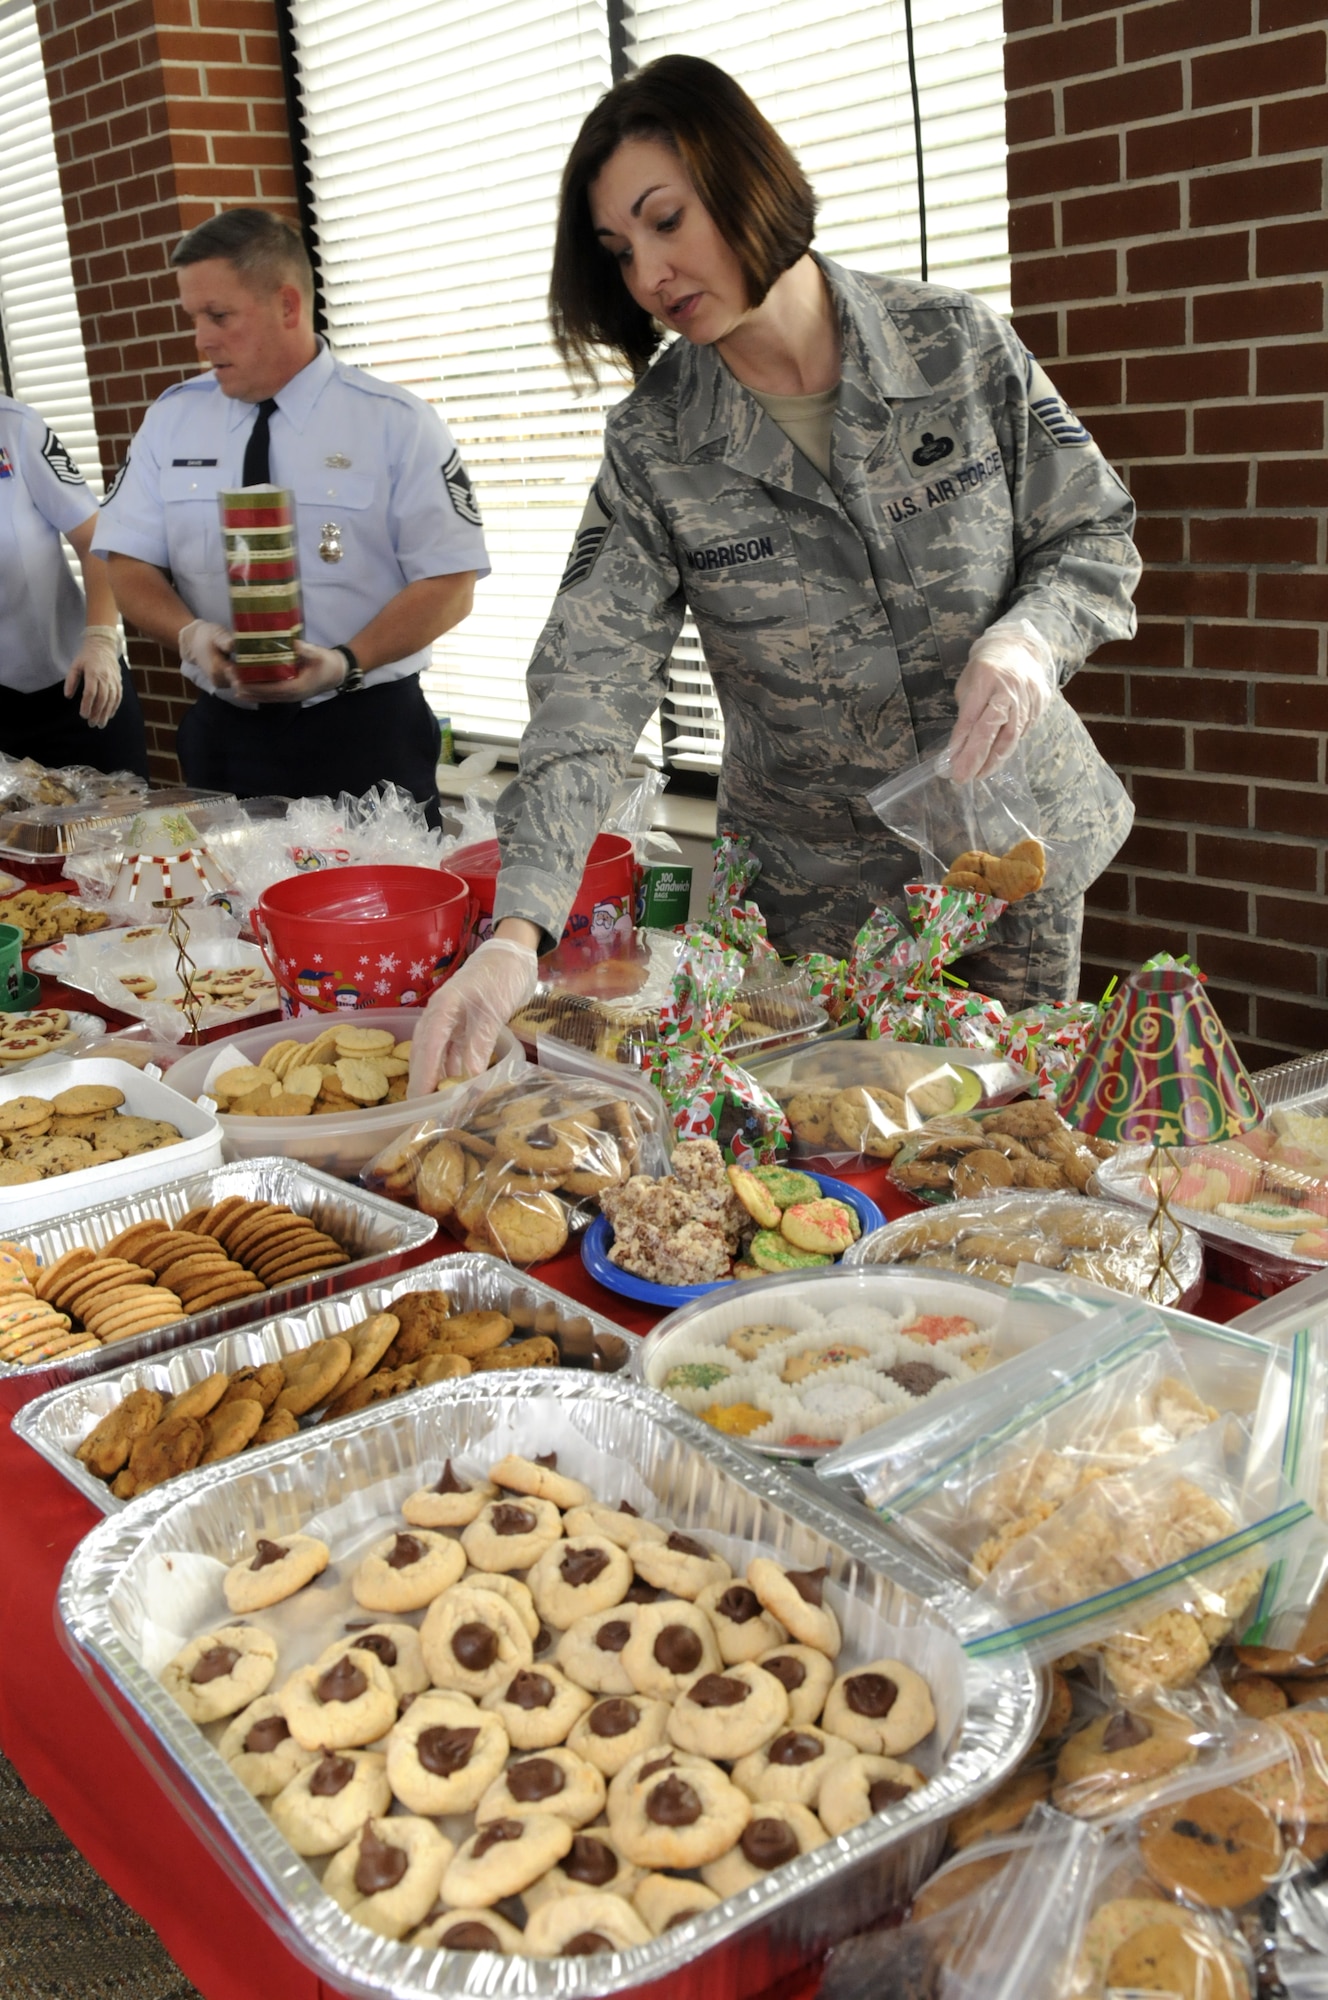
xmin=242 ymin=397 xmax=278 ymax=486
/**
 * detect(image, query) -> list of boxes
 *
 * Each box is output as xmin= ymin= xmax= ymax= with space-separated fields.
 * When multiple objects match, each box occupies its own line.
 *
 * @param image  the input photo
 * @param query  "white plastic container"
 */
xmin=0 ymin=1057 xmax=222 ymax=1228
xmin=160 ymin=1009 xmax=522 ymax=1180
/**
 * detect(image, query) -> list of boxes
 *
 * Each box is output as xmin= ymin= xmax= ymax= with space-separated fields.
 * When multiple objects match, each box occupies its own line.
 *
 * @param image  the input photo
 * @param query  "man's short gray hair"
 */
xmin=171 ymin=208 xmax=315 ymax=308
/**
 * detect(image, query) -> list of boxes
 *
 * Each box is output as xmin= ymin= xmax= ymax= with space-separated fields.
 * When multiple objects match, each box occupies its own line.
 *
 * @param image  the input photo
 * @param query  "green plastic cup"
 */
xmin=0 ymin=923 xmax=23 ymax=1007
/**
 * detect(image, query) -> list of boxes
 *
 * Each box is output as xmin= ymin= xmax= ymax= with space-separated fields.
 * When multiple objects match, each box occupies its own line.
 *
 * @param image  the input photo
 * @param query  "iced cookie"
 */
xmin=223 ymin=1532 xmax=330 ymax=1614
xmin=411 ymin=1906 xmax=527 ymax=1954
xmin=385 ymin=1690 xmax=508 ymax=1816
xmin=420 ymin=1582 xmax=534 ymax=1697
xmin=632 ymin=1873 xmax=721 ymax=1936
xmin=320 ymin=1622 xmax=428 ymax=1705
xmin=607 ymin=1747 xmax=751 ymax=1870
xmin=161 ymin=1626 xmax=278 ymax=1723
xmin=747 ymin=1558 xmax=840 ymax=1657
xmin=621 ymin=1602 xmax=722 ymax=1701
xmin=475 ymin=1747 xmax=606 ymax=1829
xmin=668 ymin=1662 xmax=790 ymax=1760
xmin=731 ymin=1725 xmax=855 ymax=1809
xmin=781 ymin=1344 xmax=868 ymax=1385
xmin=817 ymin=1753 xmax=927 ymax=1835
xmin=562 ymin=1499 xmax=668 ymax=1551
xmin=629 ymin=1531 xmax=732 ymax=1602
xmin=441 ymin=1813 xmax=574 ymax=1907
xmin=1140 ymin=1783 xmax=1283 ymax=1908
xmin=1053 ymin=1704 xmax=1198 ymax=1818
xmin=701 ymin=1800 xmax=828 ymax=1896
xmin=351 ymin=1528 xmax=466 ymax=1612
xmin=322 ymin=1815 xmax=453 ymax=1939
xmin=461 ymin=1495 xmax=563 ymax=1573
xmin=780 ymin=1200 xmax=860 ymax=1255
xmin=528 ymin=1535 xmax=632 ymax=1630
xmin=281 ymin=1645 xmax=398 ymax=1750
xmin=480 ymin=1664 xmax=592 ymax=1749
xmin=489 ymin=1451 xmax=591 ymax=1511
xmin=749 ymin=1232 xmax=832 ymax=1274
xmin=270 ymin=1749 xmax=391 ymax=1856
xmin=567 ymin=1693 xmax=672 ymax=1778
xmin=558 ymin=1605 xmax=642 ymax=1695
xmin=523 ymin=1830 xmax=643 ymax=1910
xmin=756 ymin=1645 xmax=836 ymax=1726
xmin=694 ymin=1581 xmax=787 ymax=1664
xmin=821 ymin=1659 xmax=936 ymax=1758
xmin=402 ymin=1460 xmax=497 ymax=1528
xmin=523 ymin=1889 xmax=652 ymax=1955
xmin=219 ymin=1693 xmax=319 ymax=1798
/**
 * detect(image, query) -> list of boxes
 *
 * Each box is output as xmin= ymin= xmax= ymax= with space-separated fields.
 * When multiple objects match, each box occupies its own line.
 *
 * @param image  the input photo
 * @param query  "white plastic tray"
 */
xmin=0 ymin=1057 xmax=222 ymax=1228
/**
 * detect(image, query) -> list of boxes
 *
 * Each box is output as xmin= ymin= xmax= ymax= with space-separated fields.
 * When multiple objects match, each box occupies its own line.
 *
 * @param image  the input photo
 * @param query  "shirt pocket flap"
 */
xmin=295 ymin=470 xmax=375 ymax=511
xmin=161 ymin=465 xmax=219 ymax=503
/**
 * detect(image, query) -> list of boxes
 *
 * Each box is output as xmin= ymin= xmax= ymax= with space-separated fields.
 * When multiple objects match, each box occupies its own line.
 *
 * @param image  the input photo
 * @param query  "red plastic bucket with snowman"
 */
xmin=447 ymin=833 xmax=636 ymax=954
xmin=253 ymin=864 xmax=471 ymax=1016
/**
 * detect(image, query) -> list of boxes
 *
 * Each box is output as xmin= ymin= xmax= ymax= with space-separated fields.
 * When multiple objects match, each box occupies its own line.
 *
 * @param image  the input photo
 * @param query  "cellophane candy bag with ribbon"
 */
xmin=647 ymin=937 xmax=790 ymax=1165
xmin=857 ymin=884 xmax=1010 ymax=1047
xmin=1007 ymin=998 xmax=1101 ymax=1100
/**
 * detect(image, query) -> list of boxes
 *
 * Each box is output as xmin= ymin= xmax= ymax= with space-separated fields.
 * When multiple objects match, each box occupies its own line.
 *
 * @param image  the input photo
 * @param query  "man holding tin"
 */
xmin=95 ymin=209 xmax=487 ymax=810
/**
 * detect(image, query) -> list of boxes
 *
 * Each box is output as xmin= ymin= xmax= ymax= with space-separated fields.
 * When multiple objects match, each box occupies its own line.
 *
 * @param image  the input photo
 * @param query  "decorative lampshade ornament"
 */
xmin=110 ymin=809 xmax=231 ymax=906
xmin=1060 ymin=964 xmax=1261 ymax=1147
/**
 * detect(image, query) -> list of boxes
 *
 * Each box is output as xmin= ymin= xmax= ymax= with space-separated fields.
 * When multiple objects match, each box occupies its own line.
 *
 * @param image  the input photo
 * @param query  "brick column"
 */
xmin=1004 ymin=0 xmax=1327 ymax=1064
xmin=34 ymin=0 xmax=299 ymax=782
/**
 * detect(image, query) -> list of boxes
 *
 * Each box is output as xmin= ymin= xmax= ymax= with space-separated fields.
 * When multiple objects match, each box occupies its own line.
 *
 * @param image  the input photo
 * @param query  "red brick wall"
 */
xmin=1005 ymin=0 xmax=1328 ymax=1065
xmin=34 ymin=0 xmax=299 ymax=782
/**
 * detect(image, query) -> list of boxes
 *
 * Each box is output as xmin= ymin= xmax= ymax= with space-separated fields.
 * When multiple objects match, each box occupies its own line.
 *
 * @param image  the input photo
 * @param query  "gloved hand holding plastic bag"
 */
xmin=408 ymin=936 xmax=538 ymax=1094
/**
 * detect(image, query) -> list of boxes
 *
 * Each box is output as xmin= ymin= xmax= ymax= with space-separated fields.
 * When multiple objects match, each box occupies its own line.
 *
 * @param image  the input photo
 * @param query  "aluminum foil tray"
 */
xmin=0 ymin=785 xmax=231 ymax=859
xmin=1092 ymin=1148 xmax=1328 ymax=1274
xmin=17 ymin=1254 xmax=635 ymax=1515
xmin=58 ymin=1374 xmax=1037 ymax=2000
xmin=1 ymin=1158 xmax=436 ymax=1411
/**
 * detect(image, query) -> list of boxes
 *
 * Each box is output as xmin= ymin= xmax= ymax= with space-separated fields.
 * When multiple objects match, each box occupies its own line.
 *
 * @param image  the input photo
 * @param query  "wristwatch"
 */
xmin=334 ymin=644 xmax=364 ymax=694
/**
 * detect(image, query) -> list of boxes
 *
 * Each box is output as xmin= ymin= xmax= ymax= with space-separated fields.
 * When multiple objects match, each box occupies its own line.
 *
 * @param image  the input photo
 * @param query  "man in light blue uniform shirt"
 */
xmin=95 ymin=209 xmax=488 ymax=811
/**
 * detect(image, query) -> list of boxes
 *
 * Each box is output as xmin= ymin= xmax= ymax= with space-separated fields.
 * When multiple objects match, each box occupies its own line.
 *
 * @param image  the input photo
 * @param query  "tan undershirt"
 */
xmin=748 ymin=381 xmax=841 ymax=480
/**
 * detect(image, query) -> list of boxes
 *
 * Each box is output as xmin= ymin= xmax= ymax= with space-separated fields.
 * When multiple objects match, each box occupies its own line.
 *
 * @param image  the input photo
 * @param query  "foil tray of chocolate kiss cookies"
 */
xmin=58 ymin=1373 xmax=1038 ymax=2000
xmin=17 ymin=1252 xmax=635 ymax=1516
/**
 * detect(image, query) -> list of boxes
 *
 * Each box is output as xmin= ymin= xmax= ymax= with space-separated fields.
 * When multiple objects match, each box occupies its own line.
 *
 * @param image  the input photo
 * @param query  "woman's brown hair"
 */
xmin=549 ymin=55 xmax=817 ymax=386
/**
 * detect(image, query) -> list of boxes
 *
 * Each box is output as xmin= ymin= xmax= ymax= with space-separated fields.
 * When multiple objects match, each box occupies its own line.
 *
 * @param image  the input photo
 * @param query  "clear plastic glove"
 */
xmin=178 ymin=619 xmax=235 ymax=688
xmin=947 ymin=621 xmax=1057 ymax=785
xmin=408 ymin=936 xmax=539 ymax=1094
xmin=233 ymin=638 xmax=349 ymax=704
xmin=63 ymin=626 xmax=122 ymax=727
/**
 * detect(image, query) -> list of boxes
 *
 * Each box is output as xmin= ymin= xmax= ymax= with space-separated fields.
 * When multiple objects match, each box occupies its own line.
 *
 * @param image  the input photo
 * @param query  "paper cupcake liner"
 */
xmin=768 ymin=1322 xmax=900 ymax=1380
xmin=666 ymin=1362 xmax=786 ymax=1420
xmin=818 ymin=1301 xmax=913 ymax=1344
xmin=760 ymin=1381 xmax=912 ymax=1451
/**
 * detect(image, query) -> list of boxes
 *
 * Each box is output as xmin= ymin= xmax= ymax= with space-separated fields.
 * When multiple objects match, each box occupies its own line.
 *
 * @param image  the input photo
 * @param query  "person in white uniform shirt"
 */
xmin=95 ymin=209 xmax=489 ymax=812
xmin=0 ymin=396 xmax=149 ymax=778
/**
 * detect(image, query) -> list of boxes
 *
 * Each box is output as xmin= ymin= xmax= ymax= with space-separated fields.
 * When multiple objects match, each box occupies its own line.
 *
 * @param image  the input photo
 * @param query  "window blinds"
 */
xmin=288 ymin=0 xmax=1008 ymax=763
xmin=0 ymin=0 xmax=102 ymax=494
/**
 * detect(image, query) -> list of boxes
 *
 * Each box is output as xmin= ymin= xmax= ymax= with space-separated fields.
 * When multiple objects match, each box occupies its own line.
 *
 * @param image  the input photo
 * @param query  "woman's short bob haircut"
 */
xmin=550 ymin=55 xmax=817 ymax=386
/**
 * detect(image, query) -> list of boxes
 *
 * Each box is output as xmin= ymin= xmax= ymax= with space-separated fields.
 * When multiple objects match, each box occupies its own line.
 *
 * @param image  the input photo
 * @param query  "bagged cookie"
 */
xmin=866 ymin=737 xmax=1051 ymax=898
xmin=888 ymin=1097 xmax=1114 ymax=1204
xmin=645 ymin=939 xmax=790 ymax=1167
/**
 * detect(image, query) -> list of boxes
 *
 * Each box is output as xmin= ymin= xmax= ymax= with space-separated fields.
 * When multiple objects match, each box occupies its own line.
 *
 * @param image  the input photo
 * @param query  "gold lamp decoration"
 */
xmin=1059 ymin=962 xmax=1262 ymax=1301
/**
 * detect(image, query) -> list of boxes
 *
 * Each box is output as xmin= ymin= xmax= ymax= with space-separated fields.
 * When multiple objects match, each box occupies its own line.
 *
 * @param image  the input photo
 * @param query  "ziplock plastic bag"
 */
xmin=1062 ymin=1813 xmax=1258 ymax=1995
xmin=867 ymin=739 xmax=1050 ymax=886
xmin=1048 ymin=1673 xmax=1288 ymax=1824
xmin=360 ymin=1059 xmax=662 ymax=1263
xmin=821 ymin=1804 xmax=1102 ymax=2000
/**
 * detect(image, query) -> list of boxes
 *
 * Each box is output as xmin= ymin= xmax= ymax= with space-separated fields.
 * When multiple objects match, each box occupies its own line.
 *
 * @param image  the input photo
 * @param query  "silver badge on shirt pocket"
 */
xmin=318 ymin=521 xmax=343 ymax=564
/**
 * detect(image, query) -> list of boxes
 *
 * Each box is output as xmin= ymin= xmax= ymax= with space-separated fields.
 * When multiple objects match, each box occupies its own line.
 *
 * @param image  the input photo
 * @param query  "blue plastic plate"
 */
xmin=581 ymin=1172 xmax=886 ymax=1308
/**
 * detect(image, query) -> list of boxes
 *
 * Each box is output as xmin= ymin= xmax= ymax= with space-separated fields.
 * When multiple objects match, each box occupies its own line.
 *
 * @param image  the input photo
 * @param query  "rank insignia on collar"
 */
xmin=319 ymin=521 xmax=344 ymax=563
xmin=325 ymin=452 xmax=352 ymax=468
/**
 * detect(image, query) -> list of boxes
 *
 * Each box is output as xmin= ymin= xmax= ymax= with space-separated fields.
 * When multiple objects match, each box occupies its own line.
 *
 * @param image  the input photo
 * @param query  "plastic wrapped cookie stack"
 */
xmin=155 ymin=1450 xmax=948 ymax=1961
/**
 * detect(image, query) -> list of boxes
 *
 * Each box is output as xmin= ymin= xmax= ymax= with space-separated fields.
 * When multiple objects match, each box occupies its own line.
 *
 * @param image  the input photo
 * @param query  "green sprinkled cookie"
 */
xmin=663 ymin=1361 xmax=732 ymax=1391
xmin=750 ymin=1166 xmax=823 ymax=1209
xmin=749 ymin=1231 xmax=833 ymax=1273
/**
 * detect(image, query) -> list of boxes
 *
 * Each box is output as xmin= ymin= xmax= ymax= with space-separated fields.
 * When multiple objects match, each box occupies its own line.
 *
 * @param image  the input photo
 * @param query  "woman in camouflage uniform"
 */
xmin=412 ymin=57 xmax=1140 ymax=1090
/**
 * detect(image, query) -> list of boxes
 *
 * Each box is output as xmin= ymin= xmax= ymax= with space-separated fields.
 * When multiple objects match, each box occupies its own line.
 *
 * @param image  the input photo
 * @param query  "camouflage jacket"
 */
xmin=495 ymin=256 xmax=1139 ymax=943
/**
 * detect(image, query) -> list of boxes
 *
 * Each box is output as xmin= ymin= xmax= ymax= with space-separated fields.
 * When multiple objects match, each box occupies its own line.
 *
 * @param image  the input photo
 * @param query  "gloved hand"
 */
xmin=408 ymin=937 xmax=539 ymax=1094
xmin=63 ymin=626 xmax=122 ymax=727
xmin=178 ymin=619 xmax=235 ymax=688
xmin=947 ymin=621 xmax=1057 ymax=785
xmin=236 ymin=639 xmax=350 ymax=704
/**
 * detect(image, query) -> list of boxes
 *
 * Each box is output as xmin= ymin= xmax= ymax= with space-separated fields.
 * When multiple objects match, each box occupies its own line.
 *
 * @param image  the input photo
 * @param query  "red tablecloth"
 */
xmin=0 ymin=965 xmax=1257 ymax=1999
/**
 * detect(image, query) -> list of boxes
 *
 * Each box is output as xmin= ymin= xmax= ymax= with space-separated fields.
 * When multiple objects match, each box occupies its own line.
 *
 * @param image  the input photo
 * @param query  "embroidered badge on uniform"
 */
xmin=1031 ymin=394 xmax=1091 ymax=447
xmin=911 ymin=431 xmax=954 ymax=467
xmin=41 ymin=428 xmax=84 ymax=485
xmin=0 ymin=449 xmax=13 ymax=480
xmin=103 ymin=453 xmax=131 ymax=503
xmin=442 ymin=447 xmax=483 ymax=526
xmin=558 ymin=480 xmax=613 ymax=592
